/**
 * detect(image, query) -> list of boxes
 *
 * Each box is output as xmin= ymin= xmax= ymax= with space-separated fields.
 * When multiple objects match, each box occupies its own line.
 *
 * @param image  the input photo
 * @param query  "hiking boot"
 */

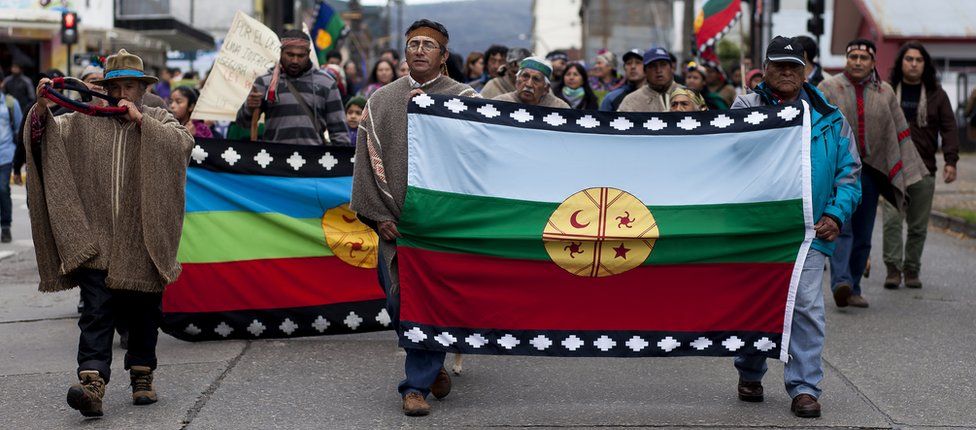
xmin=737 ymin=379 xmax=764 ymax=402
xmin=848 ymin=295 xmax=869 ymax=308
xmin=66 ymin=370 xmax=105 ymax=417
xmin=884 ymin=264 xmax=902 ymax=289
xmin=833 ymin=283 xmax=852 ymax=308
xmin=1 ymin=227 xmax=11 ymax=243
xmin=402 ymin=392 xmax=431 ymax=416
xmin=129 ymin=366 xmax=158 ymax=405
xmin=904 ymin=271 xmax=922 ymax=289
xmin=430 ymin=367 xmax=452 ymax=400
xmin=791 ymin=393 xmax=822 ymax=418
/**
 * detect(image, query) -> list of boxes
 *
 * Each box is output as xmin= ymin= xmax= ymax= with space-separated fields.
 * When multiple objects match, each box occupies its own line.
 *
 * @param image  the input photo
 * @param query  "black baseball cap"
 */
xmin=764 ymin=36 xmax=806 ymax=66
xmin=622 ymin=48 xmax=643 ymax=63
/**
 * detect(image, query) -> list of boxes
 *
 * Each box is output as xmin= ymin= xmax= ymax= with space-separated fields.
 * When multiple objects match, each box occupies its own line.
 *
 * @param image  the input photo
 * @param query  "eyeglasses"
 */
xmin=406 ymin=40 xmax=440 ymax=53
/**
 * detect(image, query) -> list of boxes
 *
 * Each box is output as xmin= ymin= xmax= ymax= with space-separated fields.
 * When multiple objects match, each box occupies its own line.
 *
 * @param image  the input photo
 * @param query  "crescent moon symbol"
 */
xmin=342 ymin=215 xmax=358 ymax=223
xmin=570 ymin=210 xmax=590 ymax=229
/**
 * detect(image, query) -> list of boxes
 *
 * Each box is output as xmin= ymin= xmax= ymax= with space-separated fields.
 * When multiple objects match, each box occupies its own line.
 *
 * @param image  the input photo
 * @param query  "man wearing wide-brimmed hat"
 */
xmin=26 ymin=48 xmax=194 ymax=418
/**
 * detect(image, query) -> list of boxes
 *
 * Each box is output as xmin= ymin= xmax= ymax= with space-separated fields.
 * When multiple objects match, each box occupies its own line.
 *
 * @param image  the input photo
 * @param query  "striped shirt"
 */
xmin=236 ymin=66 xmax=350 ymax=146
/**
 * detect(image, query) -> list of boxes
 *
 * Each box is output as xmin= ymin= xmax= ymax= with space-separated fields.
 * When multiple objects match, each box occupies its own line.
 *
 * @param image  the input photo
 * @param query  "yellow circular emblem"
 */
xmin=322 ymin=204 xmax=378 ymax=269
xmin=316 ymin=30 xmax=332 ymax=50
xmin=542 ymin=188 xmax=658 ymax=277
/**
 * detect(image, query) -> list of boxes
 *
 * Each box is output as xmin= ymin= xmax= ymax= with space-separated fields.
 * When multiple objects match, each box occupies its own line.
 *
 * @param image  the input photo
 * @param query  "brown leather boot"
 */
xmin=430 ymin=367 xmax=452 ymax=400
xmin=737 ymin=379 xmax=763 ymax=402
xmin=884 ymin=264 xmax=902 ymax=289
xmin=791 ymin=393 xmax=822 ymax=418
xmin=904 ymin=270 xmax=922 ymax=289
xmin=833 ymin=283 xmax=852 ymax=308
xmin=66 ymin=370 xmax=105 ymax=417
xmin=129 ymin=366 xmax=158 ymax=405
xmin=402 ymin=392 xmax=431 ymax=416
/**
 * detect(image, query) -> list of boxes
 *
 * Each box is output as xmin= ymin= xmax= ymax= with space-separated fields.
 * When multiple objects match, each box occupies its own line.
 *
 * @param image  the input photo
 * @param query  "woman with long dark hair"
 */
xmin=360 ymin=59 xmax=396 ymax=99
xmin=880 ymin=41 xmax=959 ymax=290
xmin=556 ymin=63 xmax=599 ymax=110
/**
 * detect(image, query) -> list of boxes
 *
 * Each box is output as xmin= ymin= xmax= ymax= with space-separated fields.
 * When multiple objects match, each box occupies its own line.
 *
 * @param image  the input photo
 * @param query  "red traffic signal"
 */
xmin=62 ymin=12 xmax=77 ymax=29
xmin=61 ymin=11 xmax=79 ymax=44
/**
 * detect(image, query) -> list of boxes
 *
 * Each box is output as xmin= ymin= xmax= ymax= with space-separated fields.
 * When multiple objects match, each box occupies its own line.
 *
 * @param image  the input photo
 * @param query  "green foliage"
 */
xmin=945 ymin=207 xmax=976 ymax=224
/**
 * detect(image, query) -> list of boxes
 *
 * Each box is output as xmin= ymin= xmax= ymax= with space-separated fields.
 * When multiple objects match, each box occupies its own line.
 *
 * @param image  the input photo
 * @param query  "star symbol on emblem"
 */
xmin=613 ymin=243 xmax=630 ymax=259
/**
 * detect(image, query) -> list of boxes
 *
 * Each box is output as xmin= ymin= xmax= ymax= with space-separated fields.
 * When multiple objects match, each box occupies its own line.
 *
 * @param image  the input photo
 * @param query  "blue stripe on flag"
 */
xmin=186 ymin=168 xmax=352 ymax=217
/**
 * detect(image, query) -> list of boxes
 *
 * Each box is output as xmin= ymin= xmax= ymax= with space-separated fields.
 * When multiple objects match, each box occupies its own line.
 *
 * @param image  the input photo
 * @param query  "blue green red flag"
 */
xmin=311 ymin=1 xmax=348 ymax=63
xmin=160 ymin=139 xmax=388 ymax=341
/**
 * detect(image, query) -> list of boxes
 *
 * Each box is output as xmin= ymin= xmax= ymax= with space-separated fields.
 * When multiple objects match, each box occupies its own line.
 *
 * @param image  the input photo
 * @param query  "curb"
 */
xmin=930 ymin=211 xmax=976 ymax=238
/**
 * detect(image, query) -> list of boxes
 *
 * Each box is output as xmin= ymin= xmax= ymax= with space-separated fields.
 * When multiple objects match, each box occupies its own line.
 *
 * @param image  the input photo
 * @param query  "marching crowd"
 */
xmin=0 ymin=15 xmax=968 ymax=421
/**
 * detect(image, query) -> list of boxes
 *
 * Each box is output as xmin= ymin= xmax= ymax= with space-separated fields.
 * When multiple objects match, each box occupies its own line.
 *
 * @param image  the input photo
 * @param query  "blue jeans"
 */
xmin=735 ymin=249 xmax=826 ymax=399
xmin=0 ymin=163 xmax=11 ymax=228
xmin=829 ymin=171 xmax=880 ymax=295
xmin=377 ymin=246 xmax=446 ymax=398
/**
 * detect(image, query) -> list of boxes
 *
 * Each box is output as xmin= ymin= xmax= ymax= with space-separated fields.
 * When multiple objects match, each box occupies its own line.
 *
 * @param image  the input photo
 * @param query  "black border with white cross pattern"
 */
xmin=163 ymin=299 xmax=390 ymax=341
xmin=408 ymin=93 xmax=804 ymax=136
xmin=398 ymin=321 xmax=782 ymax=359
xmin=188 ymin=138 xmax=356 ymax=178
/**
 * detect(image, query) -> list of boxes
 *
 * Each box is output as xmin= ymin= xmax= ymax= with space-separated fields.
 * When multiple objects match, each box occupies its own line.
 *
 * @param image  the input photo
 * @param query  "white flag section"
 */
xmin=192 ymin=12 xmax=279 ymax=121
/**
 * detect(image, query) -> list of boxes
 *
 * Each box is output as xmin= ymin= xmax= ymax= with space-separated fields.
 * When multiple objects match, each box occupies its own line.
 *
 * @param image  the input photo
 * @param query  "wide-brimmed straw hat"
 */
xmin=91 ymin=49 xmax=158 ymax=86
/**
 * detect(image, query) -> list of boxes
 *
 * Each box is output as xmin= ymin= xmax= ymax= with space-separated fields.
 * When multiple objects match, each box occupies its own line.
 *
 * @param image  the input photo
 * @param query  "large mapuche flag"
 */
xmin=161 ymin=139 xmax=390 ymax=341
xmin=398 ymin=94 xmax=812 ymax=361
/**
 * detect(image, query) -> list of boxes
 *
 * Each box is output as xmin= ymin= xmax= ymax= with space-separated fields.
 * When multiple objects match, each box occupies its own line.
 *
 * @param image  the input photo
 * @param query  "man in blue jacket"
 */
xmin=729 ymin=36 xmax=862 ymax=418
xmin=1 ymin=70 xmax=25 ymax=243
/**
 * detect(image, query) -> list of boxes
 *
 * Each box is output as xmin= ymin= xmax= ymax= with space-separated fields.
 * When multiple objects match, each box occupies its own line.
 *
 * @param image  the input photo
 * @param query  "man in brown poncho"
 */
xmin=350 ymin=19 xmax=479 ymax=417
xmin=818 ymin=39 xmax=926 ymax=309
xmin=492 ymin=56 xmax=569 ymax=108
xmin=25 ymin=49 xmax=193 ymax=418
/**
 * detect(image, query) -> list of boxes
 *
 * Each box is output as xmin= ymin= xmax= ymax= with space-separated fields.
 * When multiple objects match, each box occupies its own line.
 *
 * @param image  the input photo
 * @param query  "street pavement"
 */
xmin=2 ymin=182 xmax=975 ymax=429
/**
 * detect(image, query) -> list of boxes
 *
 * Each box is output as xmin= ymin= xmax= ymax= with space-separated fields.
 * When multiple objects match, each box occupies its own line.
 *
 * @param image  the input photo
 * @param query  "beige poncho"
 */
xmin=818 ymin=73 xmax=926 ymax=210
xmin=618 ymin=81 xmax=682 ymax=113
xmin=493 ymin=91 xmax=570 ymax=109
xmin=479 ymin=76 xmax=515 ymax=99
xmin=24 ymin=105 xmax=194 ymax=293
xmin=351 ymin=76 xmax=478 ymax=292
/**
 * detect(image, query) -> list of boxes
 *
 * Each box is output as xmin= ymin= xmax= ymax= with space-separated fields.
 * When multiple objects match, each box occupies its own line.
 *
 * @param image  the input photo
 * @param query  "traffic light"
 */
xmin=807 ymin=0 xmax=824 ymax=37
xmin=61 ymin=11 xmax=79 ymax=45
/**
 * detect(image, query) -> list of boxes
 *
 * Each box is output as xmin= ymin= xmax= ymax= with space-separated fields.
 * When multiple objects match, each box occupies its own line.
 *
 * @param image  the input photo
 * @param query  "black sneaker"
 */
xmin=1 ymin=227 xmax=11 ymax=243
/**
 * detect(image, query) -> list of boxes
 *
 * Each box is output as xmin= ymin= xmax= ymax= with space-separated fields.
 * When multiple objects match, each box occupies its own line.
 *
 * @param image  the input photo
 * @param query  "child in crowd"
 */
xmin=344 ymin=96 xmax=366 ymax=144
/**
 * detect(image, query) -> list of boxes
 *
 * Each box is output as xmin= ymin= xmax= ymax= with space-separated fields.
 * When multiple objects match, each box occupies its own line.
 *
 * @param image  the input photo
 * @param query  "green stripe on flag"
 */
xmin=399 ymin=187 xmax=804 ymax=264
xmin=178 ymin=212 xmax=331 ymax=263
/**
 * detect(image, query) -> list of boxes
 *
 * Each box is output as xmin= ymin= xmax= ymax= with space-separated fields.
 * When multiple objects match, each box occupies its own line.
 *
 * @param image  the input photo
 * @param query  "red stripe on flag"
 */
xmin=888 ymin=160 xmax=904 ymax=180
xmin=163 ymin=257 xmax=384 ymax=313
xmin=399 ymin=247 xmax=793 ymax=333
xmin=897 ymin=128 xmax=911 ymax=142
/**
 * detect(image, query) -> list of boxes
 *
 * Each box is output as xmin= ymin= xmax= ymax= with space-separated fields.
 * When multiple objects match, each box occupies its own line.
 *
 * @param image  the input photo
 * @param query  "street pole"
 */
xmin=66 ymin=43 xmax=72 ymax=77
xmin=683 ymin=0 xmax=695 ymax=62
xmin=395 ymin=0 xmax=403 ymax=52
